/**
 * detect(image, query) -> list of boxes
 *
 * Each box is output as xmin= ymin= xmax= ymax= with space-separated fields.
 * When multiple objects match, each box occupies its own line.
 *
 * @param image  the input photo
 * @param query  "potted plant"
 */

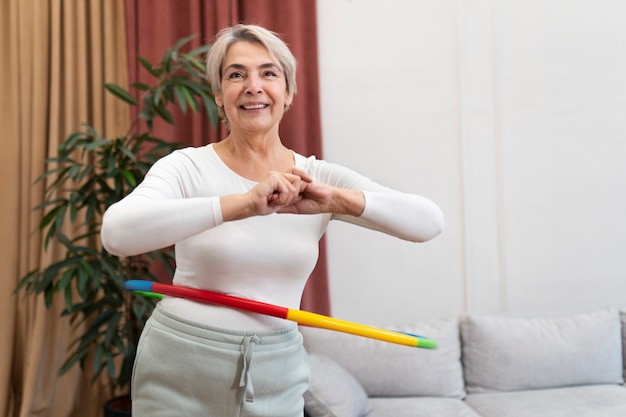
xmin=15 ymin=35 xmax=218 ymax=415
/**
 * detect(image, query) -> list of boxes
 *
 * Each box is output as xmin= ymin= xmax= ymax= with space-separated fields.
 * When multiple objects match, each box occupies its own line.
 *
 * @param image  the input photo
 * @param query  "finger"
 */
xmin=281 ymin=172 xmax=311 ymax=195
xmin=275 ymin=172 xmax=306 ymax=197
xmin=268 ymin=175 xmax=298 ymax=206
xmin=290 ymin=167 xmax=314 ymax=183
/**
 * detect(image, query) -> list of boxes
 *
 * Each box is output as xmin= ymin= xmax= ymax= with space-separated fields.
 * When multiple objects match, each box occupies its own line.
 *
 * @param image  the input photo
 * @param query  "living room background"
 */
xmin=318 ymin=0 xmax=626 ymax=325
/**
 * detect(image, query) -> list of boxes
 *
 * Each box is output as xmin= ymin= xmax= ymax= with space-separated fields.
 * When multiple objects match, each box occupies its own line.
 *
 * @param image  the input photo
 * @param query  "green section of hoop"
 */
xmin=133 ymin=290 xmax=164 ymax=300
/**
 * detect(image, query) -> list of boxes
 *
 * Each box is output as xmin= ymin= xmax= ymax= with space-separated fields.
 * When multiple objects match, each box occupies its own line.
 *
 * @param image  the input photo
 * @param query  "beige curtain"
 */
xmin=1 ymin=1 xmax=130 ymax=416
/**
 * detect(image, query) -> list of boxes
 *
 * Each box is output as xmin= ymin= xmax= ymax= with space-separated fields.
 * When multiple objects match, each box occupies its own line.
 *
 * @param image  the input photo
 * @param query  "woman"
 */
xmin=101 ymin=24 xmax=444 ymax=417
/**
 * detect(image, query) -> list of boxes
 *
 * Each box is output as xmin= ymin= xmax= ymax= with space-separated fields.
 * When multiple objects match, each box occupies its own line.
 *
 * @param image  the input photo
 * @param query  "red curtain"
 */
xmin=124 ymin=0 xmax=329 ymax=314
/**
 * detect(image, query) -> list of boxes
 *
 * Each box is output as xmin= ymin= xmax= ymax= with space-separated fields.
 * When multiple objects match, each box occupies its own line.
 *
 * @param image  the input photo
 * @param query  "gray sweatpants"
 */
xmin=132 ymin=304 xmax=311 ymax=416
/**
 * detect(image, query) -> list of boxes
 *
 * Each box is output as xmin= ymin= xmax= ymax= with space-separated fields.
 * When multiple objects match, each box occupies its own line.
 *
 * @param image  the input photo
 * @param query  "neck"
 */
xmin=225 ymin=130 xmax=282 ymax=155
xmin=214 ymin=131 xmax=294 ymax=181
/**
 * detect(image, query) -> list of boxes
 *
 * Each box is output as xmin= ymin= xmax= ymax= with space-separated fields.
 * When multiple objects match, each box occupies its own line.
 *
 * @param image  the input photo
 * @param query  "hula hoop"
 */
xmin=124 ymin=280 xmax=437 ymax=349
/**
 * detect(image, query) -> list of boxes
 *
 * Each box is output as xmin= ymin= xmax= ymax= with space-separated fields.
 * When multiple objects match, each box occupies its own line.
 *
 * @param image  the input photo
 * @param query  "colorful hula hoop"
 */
xmin=124 ymin=280 xmax=437 ymax=349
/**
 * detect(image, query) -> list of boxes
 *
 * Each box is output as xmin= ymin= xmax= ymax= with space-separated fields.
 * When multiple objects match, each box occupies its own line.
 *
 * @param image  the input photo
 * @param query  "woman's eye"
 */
xmin=264 ymin=71 xmax=277 ymax=77
xmin=228 ymin=72 xmax=244 ymax=79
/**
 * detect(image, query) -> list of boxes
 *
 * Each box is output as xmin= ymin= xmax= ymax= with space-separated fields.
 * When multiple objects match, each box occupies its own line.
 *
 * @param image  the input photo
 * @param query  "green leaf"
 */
xmin=85 ymin=138 xmax=110 ymax=151
xmin=131 ymin=82 xmax=151 ymax=91
xmin=153 ymin=103 xmax=174 ymax=124
xmin=60 ymin=333 xmax=99 ymax=375
xmin=182 ymin=50 xmax=209 ymax=70
xmin=139 ymin=56 xmax=161 ymax=78
xmin=93 ymin=345 xmax=104 ymax=376
xmin=78 ymin=164 xmax=93 ymax=181
xmin=58 ymin=268 xmax=75 ymax=290
xmin=104 ymin=83 xmax=137 ymax=105
xmin=104 ymin=312 xmax=122 ymax=347
xmin=39 ymin=205 xmax=64 ymax=229
xmin=44 ymin=291 xmax=54 ymax=309
xmin=64 ymin=283 xmax=74 ymax=312
xmin=153 ymin=84 xmax=166 ymax=106
xmin=172 ymin=33 xmax=198 ymax=53
xmin=53 ymin=204 xmax=68 ymax=233
xmin=62 ymin=131 xmax=88 ymax=149
xmin=202 ymin=94 xmax=219 ymax=127
xmin=140 ymin=96 xmax=155 ymax=131
xmin=174 ymin=87 xmax=188 ymax=113
xmin=121 ymin=169 xmax=137 ymax=187
xmin=85 ymin=195 xmax=97 ymax=224
xmin=117 ymin=144 xmax=138 ymax=162
xmin=77 ymin=264 xmax=88 ymax=298
xmin=107 ymin=356 xmax=116 ymax=378
xmin=35 ymin=256 xmax=83 ymax=295
xmin=187 ymin=44 xmax=212 ymax=57
xmin=181 ymin=86 xmax=198 ymax=112
xmin=34 ymin=165 xmax=68 ymax=185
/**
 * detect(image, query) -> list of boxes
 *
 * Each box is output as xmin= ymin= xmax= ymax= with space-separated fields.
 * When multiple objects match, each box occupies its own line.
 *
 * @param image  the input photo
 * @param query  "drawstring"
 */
xmin=239 ymin=335 xmax=261 ymax=402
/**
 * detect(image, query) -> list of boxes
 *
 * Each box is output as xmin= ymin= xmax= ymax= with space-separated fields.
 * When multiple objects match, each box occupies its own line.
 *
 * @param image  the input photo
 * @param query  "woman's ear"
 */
xmin=284 ymin=91 xmax=294 ymax=108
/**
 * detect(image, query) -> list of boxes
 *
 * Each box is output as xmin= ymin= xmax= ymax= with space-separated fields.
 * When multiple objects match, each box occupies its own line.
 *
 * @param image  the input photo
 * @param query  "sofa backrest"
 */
xmin=460 ymin=308 xmax=624 ymax=394
xmin=301 ymin=318 xmax=466 ymax=398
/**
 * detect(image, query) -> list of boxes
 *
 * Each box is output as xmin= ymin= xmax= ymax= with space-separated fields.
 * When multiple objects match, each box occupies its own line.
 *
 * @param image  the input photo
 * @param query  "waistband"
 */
xmin=149 ymin=303 xmax=300 ymax=350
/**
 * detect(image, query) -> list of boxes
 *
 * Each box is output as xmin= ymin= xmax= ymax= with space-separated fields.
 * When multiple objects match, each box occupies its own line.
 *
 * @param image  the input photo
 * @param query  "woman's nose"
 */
xmin=244 ymin=74 xmax=262 ymax=94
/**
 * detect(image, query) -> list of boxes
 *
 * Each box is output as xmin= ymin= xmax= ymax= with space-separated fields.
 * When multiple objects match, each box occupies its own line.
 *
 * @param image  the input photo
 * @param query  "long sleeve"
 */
xmin=343 ymin=190 xmax=444 ymax=242
xmin=100 ymin=148 xmax=225 ymax=256
xmin=101 ymin=196 xmax=223 ymax=256
xmin=308 ymin=157 xmax=444 ymax=243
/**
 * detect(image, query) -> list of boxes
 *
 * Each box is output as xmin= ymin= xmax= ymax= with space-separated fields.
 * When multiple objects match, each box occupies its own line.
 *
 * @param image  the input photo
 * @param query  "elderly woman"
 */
xmin=101 ymin=24 xmax=444 ymax=417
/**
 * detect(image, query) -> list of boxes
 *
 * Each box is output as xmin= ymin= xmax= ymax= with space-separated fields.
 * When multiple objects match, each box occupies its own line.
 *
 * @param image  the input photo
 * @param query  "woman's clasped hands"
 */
xmin=247 ymin=168 xmax=319 ymax=216
xmin=248 ymin=167 xmax=365 ymax=218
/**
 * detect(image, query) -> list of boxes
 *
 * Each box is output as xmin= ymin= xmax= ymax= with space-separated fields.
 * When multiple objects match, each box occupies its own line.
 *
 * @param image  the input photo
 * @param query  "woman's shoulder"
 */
xmin=294 ymin=152 xmax=365 ymax=186
xmin=173 ymin=143 xmax=216 ymax=159
xmin=294 ymin=151 xmax=326 ymax=172
xmin=155 ymin=143 xmax=217 ymax=166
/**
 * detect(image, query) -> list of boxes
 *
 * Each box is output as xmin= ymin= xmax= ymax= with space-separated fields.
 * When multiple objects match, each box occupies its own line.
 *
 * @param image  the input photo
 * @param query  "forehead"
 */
xmin=222 ymin=41 xmax=280 ymax=70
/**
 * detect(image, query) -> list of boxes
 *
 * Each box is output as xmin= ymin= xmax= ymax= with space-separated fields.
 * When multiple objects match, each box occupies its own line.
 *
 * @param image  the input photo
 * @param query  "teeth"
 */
xmin=242 ymin=104 xmax=267 ymax=110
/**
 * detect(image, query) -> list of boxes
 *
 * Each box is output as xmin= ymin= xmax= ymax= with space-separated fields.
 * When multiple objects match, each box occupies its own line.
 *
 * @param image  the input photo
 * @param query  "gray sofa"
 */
xmin=301 ymin=308 xmax=626 ymax=417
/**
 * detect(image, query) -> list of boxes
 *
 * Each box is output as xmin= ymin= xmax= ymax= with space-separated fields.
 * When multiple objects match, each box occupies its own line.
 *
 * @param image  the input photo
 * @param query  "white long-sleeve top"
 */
xmin=101 ymin=144 xmax=444 ymax=330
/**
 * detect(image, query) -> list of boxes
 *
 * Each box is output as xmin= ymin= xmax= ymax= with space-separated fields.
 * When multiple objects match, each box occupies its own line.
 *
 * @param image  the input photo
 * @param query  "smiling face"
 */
xmin=215 ymin=41 xmax=293 ymax=135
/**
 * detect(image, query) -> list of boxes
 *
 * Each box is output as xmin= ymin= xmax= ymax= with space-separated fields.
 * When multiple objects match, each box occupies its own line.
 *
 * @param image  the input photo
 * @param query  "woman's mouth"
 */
xmin=241 ymin=104 xmax=268 ymax=110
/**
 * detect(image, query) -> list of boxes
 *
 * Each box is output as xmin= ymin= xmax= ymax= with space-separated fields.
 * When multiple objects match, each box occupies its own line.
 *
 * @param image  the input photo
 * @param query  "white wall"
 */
xmin=316 ymin=0 xmax=626 ymax=326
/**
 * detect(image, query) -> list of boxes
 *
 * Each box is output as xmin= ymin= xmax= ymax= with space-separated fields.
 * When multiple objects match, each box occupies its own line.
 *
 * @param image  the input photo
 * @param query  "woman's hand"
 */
xmin=253 ymin=169 xmax=312 ymax=214
xmin=220 ymin=168 xmax=365 ymax=221
xmin=279 ymin=179 xmax=365 ymax=217
xmin=220 ymin=169 xmax=313 ymax=221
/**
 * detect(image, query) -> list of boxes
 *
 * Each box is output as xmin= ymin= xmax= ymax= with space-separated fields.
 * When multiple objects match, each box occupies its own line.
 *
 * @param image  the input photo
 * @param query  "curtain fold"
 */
xmin=0 ymin=0 xmax=21 ymax=414
xmin=124 ymin=0 xmax=329 ymax=314
xmin=2 ymin=1 xmax=131 ymax=416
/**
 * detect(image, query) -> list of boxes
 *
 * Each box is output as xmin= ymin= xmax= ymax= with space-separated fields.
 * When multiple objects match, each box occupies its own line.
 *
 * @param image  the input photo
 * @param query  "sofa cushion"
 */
xmin=304 ymin=354 xmax=372 ymax=417
xmin=465 ymin=384 xmax=626 ymax=417
xmin=301 ymin=318 xmax=465 ymax=398
xmin=368 ymin=397 xmax=481 ymax=417
xmin=461 ymin=308 xmax=623 ymax=393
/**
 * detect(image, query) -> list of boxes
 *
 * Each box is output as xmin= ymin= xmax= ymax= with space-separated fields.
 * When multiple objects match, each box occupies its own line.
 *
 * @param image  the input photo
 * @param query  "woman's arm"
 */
xmin=282 ymin=158 xmax=444 ymax=243
xmin=340 ymin=190 xmax=444 ymax=242
xmin=101 ymin=153 xmax=312 ymax=256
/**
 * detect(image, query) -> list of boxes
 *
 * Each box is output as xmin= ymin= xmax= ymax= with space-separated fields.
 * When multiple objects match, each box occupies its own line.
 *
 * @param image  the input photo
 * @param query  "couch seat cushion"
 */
xmin=367 ymin=397 xmax=481 ymax=417
xmin=465 ymin=384 xmax=626 ymax=417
